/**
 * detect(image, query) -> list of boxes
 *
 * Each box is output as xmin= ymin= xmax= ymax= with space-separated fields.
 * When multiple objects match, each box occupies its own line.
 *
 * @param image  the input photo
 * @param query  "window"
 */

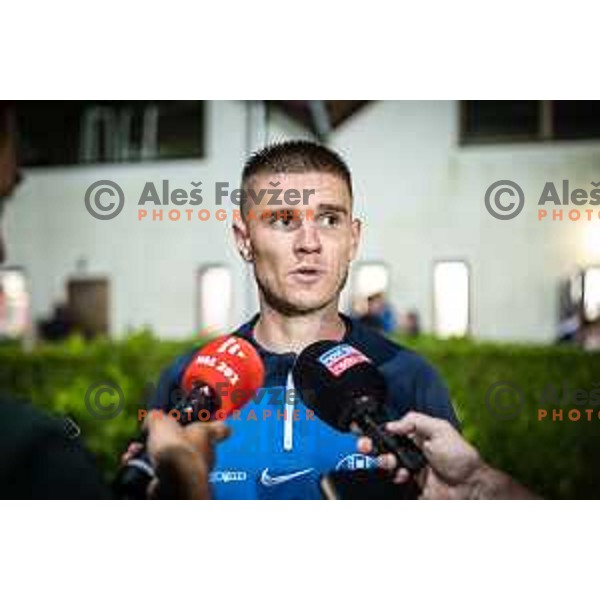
xmin=0 ymin=268 xmax=30 ymax=339
xmin=16 ymin=101 xmax=205 ymax=166
xmin=433 ymin=261 xmax=470 ymax=337
xmin=553 ymin=101 xmax=600 ymax=140
xmin=583 ymin=267 xmax=600 ymax=321
xmin=460 ymin=101 xmax=600 ymax=144
xmin=197 ymin=265 xmax=232 ymax=335
xmin=462 ymin=100 xmax=539 ymax=143
xmin=351 ymin=262 xmax=390 ymax=313
xmin=353 ymin=262 xmax=390 ymax=297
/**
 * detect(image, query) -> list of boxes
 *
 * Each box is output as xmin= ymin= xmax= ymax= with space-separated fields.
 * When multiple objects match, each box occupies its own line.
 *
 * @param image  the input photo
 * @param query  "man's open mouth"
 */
xmin=293 ymin=267 xmax=322 ymax=275
xmin=290 ymin=267 xmax=324 ymax=281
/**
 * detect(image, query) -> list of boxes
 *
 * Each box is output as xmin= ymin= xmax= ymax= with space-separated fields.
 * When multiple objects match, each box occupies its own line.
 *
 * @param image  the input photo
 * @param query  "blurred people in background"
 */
xmin=400 ymin=310 xmax=421 ymax=337
xmin=358 ymin=291 xmax=397 ymax=334
xmin=580 ymin=316 xmax=600 ymax=351
xmin=352 ymin=294 xmax=422 ymax=338
xmin=556 ymin=309 xmax=581 ymax=345
xmin=38 ymin=302 xmax=74 ymax=342
xmin=556 ymin=306 xmax=600 ymax=352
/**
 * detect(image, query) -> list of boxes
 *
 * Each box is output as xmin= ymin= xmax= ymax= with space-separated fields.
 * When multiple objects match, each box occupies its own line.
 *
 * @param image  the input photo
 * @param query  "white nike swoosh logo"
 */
xmin=260 ymin=468 xmax=314 ymax=487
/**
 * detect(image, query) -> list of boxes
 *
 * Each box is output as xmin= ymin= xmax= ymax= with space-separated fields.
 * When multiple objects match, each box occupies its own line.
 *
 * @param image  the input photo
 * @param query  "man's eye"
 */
xmin=318 ymin=213 xmax=340 ymax=227
xmin=269 ymin=215 xmax=297 ymax=230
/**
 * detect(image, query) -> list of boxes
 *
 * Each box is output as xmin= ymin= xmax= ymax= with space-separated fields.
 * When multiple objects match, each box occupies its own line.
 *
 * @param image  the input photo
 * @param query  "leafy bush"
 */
xmin=1 ymin=331 xmax=599 ymax=498
xmin=398 ymin=335 xmax=600 ymax=499
xmin=0 ymin=331 xmax=194 ymax=475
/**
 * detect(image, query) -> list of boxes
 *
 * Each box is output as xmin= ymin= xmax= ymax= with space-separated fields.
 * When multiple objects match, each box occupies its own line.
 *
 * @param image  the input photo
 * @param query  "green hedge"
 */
xmin=1 ymin=331 xmax=599 ymax=498
xmin=398 ymin=335 xmax=600 ymax=499
xmin=0 ymin=332 xmax=191 ymax=475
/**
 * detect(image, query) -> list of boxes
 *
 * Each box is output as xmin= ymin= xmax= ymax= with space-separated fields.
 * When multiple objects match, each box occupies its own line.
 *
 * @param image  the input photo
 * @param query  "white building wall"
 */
xmin=5 ymin=100 xmax=600 ymax=342
xmin=332 ymin=101 xmax=600 ymax=342
xmin=6 ymin=101 xmax=250 ymax=338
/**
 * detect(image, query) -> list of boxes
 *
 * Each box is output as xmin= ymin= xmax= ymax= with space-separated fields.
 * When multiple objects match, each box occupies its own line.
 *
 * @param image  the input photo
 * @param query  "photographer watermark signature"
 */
xmin=484 ymin=179 xmax=600 ymax=221
xmin=84 ymin=379 xmax=315 ymax=422
xmin=485 ymin=381 xmax=525 ymax=420
xmin=84 ymin=179 xmax=315 ymax=221
xmin=484 ymin=181 xmax=525 ymax=221
xmin=84 ymin=180 xmax=125 ymax=221
xmin=85 ymin=381 xmax=125 ymax=420
xmin=485 ymin=379 xmax=600 ymax=421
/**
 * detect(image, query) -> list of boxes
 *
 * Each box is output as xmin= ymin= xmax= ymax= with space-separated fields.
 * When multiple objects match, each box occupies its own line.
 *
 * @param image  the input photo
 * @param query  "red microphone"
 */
xmin=117 ymin=335 xmax=264 ymax=498
xmin=180 ymin=335 xmax=265 ymax=420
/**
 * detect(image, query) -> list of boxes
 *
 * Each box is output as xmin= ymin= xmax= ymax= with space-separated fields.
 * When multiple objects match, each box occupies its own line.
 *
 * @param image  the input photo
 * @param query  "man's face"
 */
xmin=233 ymin=171 xmax=361 ymax=316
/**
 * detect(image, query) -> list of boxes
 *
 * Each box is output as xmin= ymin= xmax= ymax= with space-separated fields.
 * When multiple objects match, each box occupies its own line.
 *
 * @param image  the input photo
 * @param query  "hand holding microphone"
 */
xmin=358 ymin=412 xmax=482 ymax=499
xmin=143 ymin=414 xmax=230 ymax=499
xmin=117 ymin=335 xmax=265 ymax=499
xmin=292 ymin=341 xmax=427 ymax=483
xmin=358 ymin=412 xmax=538 ymax=500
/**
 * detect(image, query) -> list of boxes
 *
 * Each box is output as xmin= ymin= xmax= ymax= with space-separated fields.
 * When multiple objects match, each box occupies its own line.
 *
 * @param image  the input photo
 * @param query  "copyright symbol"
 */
xmin=485 ymin=381 xmax=525 ymax=420
xmin=85 ymin=381 xmax=124 ymax=420
xmin=84 ymin=180 xmax=125 ymax=220
xmin=484 ymin=180 xmax=525 ymax=220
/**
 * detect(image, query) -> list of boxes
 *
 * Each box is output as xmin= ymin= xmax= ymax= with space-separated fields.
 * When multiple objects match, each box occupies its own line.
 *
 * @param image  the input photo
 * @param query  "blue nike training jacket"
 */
xmin=149 ymin=313 xmax=459 ymax=499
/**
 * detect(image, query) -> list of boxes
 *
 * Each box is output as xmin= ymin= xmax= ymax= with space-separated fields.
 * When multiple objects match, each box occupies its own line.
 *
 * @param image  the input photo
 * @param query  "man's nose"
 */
xmin=294 ymin=221 xmax=322 ymax=254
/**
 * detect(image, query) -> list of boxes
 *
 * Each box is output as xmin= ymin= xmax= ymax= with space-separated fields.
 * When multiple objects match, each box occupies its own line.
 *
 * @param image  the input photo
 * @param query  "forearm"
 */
xmin=469 ymin=464 xmax=538 ymax=500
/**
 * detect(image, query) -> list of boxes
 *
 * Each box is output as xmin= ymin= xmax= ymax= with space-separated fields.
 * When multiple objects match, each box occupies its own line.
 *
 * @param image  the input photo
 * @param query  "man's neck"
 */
xmin=253 ymin=303 xmax=346 ymax=355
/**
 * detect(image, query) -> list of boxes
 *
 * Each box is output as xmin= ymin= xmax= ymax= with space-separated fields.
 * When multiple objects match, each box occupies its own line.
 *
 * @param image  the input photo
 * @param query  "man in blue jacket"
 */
xmin=149 ymin=140 xmax=459 ymax=499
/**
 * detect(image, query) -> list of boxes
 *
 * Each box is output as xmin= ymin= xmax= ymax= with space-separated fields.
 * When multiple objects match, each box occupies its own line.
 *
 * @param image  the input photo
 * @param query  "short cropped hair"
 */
xmin=240 ymin=140 xmax=353 ymax=219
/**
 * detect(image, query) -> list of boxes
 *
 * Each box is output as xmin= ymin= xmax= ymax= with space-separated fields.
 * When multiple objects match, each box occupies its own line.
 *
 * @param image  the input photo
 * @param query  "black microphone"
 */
xmin=292 ymin=340 xmax=426 ymax=474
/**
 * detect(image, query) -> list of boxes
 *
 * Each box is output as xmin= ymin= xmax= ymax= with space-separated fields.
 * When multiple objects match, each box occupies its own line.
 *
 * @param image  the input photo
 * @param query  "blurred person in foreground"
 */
xmin=0 ymin=103 xmax=226 ymax=499
xmin=357 ymin=411 xmax=537 ymax=500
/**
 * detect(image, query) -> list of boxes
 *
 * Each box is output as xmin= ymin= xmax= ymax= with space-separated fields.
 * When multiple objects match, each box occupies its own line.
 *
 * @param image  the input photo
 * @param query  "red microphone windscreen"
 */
xmin=181 ymin=335 xmax=265 ymax=418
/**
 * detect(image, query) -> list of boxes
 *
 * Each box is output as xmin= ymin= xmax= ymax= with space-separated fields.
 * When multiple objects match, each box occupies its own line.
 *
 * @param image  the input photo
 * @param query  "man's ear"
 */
xmin=232 ymin=220 xmax=253 ymax=262
xmin=349 ymin=217 xmax=362 ymax=262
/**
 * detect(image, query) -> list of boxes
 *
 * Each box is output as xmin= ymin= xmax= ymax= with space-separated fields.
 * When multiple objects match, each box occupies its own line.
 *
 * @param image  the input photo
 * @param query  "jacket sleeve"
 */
xmin=412 ymin=358 xmax=460 ymax=430
xmin=381 ymin=351 xmax=460 ymax=430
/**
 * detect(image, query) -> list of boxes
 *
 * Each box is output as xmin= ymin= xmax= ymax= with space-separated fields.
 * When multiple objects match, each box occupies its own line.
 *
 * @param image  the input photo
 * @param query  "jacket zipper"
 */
xmin=284 ymin=370 xmax=294 ymax=451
